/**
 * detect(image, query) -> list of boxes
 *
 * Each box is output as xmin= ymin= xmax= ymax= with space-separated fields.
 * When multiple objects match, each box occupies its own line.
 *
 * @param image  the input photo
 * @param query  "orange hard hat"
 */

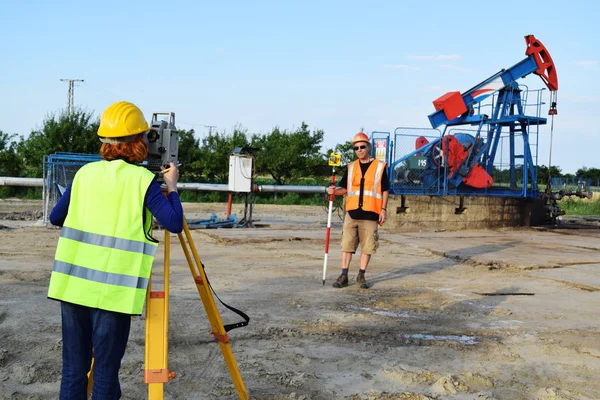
xmin=352 ymin=132 xmax=370 ymax=145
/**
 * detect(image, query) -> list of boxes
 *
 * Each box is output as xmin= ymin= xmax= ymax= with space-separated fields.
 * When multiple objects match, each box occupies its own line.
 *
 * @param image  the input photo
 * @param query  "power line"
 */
xmin=204 ymin=125 xmax=217 ymax=135
xmin=77 ymin=81 xmax=212 ymax=132
xmin=81 ymin=81 xmax=122 ymax=102
xmin=60 ymin=79 xmax=84 ymax=114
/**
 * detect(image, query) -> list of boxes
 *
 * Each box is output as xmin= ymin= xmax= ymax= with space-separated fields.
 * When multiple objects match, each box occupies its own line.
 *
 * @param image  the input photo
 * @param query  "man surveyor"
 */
xmin=327 ymin=132 xmax=389 ymax=289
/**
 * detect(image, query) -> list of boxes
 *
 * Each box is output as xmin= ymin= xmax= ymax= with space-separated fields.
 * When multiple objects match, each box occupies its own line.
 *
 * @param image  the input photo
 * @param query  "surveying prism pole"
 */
xmin=322 ymin=153 xmax=342 ymax=285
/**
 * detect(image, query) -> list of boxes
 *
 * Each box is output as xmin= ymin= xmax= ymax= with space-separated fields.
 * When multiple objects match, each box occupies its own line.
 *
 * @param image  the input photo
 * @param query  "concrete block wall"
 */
xmin=385 ymin=195 xmax=547 ymax=232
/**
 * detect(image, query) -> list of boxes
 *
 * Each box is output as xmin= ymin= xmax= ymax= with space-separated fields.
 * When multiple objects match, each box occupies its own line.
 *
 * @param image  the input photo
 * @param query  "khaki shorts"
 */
xmin=340 ymin=213 xmax=379 ymax=255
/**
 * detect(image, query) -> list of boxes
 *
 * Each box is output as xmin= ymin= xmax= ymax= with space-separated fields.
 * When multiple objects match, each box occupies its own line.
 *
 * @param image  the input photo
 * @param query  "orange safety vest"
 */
xmin=345 ymin=159 xmax=386 ymax=213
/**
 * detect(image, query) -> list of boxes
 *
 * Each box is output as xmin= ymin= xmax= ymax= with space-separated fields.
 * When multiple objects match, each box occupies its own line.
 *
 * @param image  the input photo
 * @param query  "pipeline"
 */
xmin=0 ymin=177 xmax=327 ymax=194
xmin=0 ymin=177 xmax=44 ymax=187
xmin=160 ymin=183 xmax=327 ymax=194
xmin=255 ymin=184 xmax=326 ymax=194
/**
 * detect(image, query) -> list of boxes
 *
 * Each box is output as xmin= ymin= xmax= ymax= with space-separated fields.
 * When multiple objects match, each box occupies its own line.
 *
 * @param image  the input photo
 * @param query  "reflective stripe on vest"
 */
xmin=48 ymin=160 xmax=157 ymax=315
xmin=345 ymin=159 xmax=386 ymax=213
xmin=60 ymin=226 xmax=157 ymax=257
xmin=53 ymin=260 xmax=149 ymax=289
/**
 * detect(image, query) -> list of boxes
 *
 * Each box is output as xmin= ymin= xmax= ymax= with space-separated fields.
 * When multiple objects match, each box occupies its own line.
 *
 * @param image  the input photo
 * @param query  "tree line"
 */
xmin=1 ymin=108 xmax=598 ymax=196
xmin=0 ymin=109 xmax=354 ymax=199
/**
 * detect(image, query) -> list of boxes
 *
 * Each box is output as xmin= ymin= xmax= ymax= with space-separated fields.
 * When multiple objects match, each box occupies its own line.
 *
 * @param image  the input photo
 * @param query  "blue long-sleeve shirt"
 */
xmin=49 ymin=180 xmax=184 ymax=233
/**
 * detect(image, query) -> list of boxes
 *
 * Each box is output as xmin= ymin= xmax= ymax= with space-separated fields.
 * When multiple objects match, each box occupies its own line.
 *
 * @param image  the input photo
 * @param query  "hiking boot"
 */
xmin=356 ymin=272 xmax=369 ymax=289
xmin=332 ymin=274 xmax=349 ymax=288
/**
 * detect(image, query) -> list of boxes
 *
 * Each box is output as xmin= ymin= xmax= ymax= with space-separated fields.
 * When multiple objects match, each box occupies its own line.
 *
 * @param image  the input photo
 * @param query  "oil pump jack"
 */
xmin=388 ymin=35 xmax=587 ymax=222
xmin=426 ymin=34 xmax=557 ymax=191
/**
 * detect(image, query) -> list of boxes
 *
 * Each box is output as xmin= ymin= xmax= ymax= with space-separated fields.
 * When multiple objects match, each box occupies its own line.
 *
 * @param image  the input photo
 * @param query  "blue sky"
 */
xmin=1 ymin=0 xmax=598 ymax=174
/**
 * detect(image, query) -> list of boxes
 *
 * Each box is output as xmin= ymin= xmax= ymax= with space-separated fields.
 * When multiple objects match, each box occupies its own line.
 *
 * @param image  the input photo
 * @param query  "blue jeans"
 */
xmin=60 ymin=301 xmax=131 ymax=400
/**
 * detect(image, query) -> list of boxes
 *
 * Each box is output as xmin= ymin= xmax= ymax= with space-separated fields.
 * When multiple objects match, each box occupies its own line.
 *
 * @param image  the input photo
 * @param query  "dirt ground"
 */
xmin=1 ymin=199 xmax=599 ymax=400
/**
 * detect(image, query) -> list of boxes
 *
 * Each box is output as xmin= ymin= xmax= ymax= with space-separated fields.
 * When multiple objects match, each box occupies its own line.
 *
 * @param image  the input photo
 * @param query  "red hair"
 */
xmin=100 ymin=133 xmax=148 ymax=164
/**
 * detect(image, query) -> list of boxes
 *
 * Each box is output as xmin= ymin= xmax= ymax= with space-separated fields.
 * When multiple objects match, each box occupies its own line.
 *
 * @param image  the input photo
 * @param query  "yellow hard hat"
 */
xmin=352 ymin=132 xmax=370 ymax=145
xmin=98 ymin=101 xmax=149 ymax=140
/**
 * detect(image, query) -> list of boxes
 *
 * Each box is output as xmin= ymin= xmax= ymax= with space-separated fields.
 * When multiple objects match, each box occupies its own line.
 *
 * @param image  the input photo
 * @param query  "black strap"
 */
xmin=200 ymin=261 xmax=250 ymax=332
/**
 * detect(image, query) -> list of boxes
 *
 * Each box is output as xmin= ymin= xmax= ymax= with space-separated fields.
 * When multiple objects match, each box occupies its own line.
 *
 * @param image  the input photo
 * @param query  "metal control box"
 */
xmin=228 ymin=155 xmax=253 ymax=192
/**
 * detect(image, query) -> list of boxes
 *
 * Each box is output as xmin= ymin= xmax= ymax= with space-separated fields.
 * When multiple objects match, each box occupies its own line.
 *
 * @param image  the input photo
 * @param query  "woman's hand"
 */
xmin=161 ymin=162 xmax=179 ymax=193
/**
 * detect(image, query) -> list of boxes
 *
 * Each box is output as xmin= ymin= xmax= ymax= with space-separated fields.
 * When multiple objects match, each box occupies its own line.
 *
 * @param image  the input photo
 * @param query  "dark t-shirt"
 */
xmin=339 ymin=160 xmax=390 ymax=221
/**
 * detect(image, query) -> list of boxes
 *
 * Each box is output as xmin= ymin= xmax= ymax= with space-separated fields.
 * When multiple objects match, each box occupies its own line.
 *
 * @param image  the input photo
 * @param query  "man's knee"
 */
xmin=360 ymin=229 xmax=379 ymax=254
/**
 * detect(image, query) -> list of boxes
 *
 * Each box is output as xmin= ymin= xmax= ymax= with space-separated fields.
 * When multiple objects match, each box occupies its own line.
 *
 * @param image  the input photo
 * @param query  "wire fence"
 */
xmin=389 ymin=127 xmax=443 ymax=195
xmin=382 ymin=125 xmax=541 ymax=197
xmin=42 ymin=152 xmax=101 ymax=224
xmin=551 ymin=177 xmax=600 ymax=192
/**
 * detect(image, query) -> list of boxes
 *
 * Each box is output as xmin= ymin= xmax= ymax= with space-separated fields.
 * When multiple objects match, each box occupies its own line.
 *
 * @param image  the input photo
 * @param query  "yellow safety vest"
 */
xmin=48 ymin=160 xmax=158 ymax=315
xmin=345 ymin=159 xmax=386 ymax=213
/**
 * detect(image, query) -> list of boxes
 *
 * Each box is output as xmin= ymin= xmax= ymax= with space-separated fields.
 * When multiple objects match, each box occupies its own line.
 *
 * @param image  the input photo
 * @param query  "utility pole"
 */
xmin=60 ymin=78 xmax=84 ymax=114
xmin=204 ymin=125 xmax=217 ymax=136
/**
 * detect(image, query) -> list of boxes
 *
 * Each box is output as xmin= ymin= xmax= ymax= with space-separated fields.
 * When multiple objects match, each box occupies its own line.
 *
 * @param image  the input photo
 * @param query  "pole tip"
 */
xmin=322 ymin=280 xmax=325 ymax=286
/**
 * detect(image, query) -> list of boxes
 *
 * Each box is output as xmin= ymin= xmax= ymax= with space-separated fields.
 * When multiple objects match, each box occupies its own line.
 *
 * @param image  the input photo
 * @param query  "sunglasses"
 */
xmin=353 ymin=145 xmax=367 ymax=151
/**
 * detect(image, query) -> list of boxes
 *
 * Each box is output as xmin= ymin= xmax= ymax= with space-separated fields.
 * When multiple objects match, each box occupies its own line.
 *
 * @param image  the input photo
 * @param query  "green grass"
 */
xmin=6 ymin=179 xmax=593 ymax=215
xmin=178 ymin=188 xmax=330 ymax=206
xmin=0 ymin=187 xmax=42 ymax=199
xmin=178 ymin=176 xmax=332 ymax=206
xmin=558 ymin=193 xmax=600 ymax=216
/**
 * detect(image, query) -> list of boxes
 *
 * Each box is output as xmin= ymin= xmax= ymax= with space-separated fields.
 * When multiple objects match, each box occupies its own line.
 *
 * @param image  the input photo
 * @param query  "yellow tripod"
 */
xmin=143 ymin=219 xmax=248 ymax=399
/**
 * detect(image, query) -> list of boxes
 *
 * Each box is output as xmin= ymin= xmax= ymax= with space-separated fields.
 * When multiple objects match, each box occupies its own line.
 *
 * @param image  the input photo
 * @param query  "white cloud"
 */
xmin=407 ymin=54 xmax=461 ymax=61
xmin=575 ymin=60 xmax=598 ymax=67
xmin=383 ymin=64 xmax=420 ymax=70
xmin=440 ymin=64 xmax=471 ymax=72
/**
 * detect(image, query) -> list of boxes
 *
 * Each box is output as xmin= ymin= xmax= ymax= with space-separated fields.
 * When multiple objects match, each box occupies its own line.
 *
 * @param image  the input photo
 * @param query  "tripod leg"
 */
xmin=178 ymin=220 xmax=248 ymax=400
xmin=86 ymin=357 xmax=94 ymax=398
xmin=144 ymin=230 xmax=175 ymax=399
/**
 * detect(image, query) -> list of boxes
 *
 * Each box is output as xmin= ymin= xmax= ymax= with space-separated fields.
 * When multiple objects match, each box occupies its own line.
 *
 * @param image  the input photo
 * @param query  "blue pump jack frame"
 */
xmin=385 ymin=53 xmax=549 ymax=199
